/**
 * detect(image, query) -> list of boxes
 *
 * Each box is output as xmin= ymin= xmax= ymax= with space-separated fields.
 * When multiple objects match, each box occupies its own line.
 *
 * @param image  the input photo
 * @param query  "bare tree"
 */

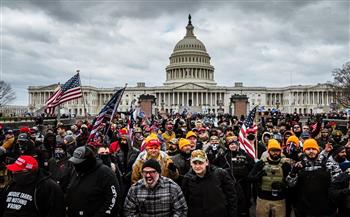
xmin=0 ymin=81 xmax=15 ymax=107
xmin=331 ymin=61 xmax=350 ymax=108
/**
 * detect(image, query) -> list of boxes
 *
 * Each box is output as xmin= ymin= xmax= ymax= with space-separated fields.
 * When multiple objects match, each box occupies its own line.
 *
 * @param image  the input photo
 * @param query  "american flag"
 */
xmin=88 ymin=87 xmax=126 ymax=142
xmin=45 ymin=73 xmax=83 ymax=114
xmin=238 ymin=106 xmax=258 ymax=159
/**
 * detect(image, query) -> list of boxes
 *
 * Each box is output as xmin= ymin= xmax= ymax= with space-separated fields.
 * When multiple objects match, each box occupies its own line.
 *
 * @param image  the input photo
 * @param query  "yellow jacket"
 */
xmin=131 ymin=150 xmax=179 ymax=184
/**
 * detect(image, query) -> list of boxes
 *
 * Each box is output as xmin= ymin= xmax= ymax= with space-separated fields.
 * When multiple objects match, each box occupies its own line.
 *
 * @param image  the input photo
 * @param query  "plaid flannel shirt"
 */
xmin=124 ymin=176 xmax=187 ymax=217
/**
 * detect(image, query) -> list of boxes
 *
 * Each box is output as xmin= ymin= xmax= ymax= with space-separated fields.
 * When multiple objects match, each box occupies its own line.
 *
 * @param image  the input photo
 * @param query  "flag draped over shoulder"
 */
xmin=88 ymin=87 xmax=126 ymax=142
xmin=45 ymin=73 xmax=83 ymax=115
xmin=239 ymin=106 xmax=258 ymax=159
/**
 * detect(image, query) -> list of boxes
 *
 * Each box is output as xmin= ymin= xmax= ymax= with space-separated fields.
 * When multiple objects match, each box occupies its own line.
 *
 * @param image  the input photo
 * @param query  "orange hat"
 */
xmin=267 ymin=139 xmax=281 ymax=151
xmin=226 ymin=136 xmax=238 ymax=144
xmin=186 ymin=131 xmax=197 ymax=139
xmin=303 ymin=139 xmax=320 ymax=152
xmin=286 ymin=135 xmax=300 ymax=147
xmin=178 ymin=138 xmax=191 ymax=150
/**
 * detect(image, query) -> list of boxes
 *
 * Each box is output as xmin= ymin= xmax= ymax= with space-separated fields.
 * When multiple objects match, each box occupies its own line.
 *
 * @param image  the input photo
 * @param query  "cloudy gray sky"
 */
xmin=2 ymin=0 xmax=349 ymax=105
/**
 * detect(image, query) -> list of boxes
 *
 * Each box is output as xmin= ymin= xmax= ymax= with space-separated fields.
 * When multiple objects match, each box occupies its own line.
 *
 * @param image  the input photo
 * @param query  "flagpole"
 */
xmin=76 ymin=70 xmax=88 ymax=119
xmin=57 ymin=104 xmax=61 ymax=123
xmin=104 ymin=83 xmax=128 ymax=136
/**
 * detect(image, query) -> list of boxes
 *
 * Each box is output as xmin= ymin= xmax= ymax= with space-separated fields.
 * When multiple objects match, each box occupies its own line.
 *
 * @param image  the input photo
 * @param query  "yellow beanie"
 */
xmin=303 ymin=139 xmax=320 ymax=152
xmin=267 ymin=139 xmax=281 ymax=151
xmin=186 ymin=131 xmax=197 ymax=139
xmin=286 ymin=135 xmax=300 ymax=147
xmin=178 ymin=138 xmax=191 ymax=150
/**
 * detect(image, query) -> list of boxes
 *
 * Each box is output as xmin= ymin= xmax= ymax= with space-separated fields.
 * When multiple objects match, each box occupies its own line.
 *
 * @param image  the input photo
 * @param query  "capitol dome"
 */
xmin=164 ymin=15 xmax=216 ymax=86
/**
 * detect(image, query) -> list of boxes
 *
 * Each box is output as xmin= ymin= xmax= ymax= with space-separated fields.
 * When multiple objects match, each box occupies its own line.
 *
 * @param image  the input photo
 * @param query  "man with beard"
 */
xmin=317 ymin=128 xmax=331 ymax=149
xmin=218 ymin=136 xmax=254 ymax=217
xmin=47 ymin=143 xmax=74 ymax=192
xmin=171 ymin=138 xmax=192 ymax=185
xmin=326 ymin=146 xmax=345 ymax=181
xmin=286 ymin=139 xmax=336 ymax=217
xmin=166 ymin=138 xmax=179 ymax=156
xmin=248 ymin=139 xmax=292 ymax=217
xmin=292 ymin=124 xmax=302 ymax=138
xmin=66 ymin=146 xmax=121 ymax=217
xmin=0 ymin=155 xmax=65 ymax=217
xmin=114 ymin=131 xmax=139 ymax=201
xmin=124 ymin=159 xmax=188 ymax=217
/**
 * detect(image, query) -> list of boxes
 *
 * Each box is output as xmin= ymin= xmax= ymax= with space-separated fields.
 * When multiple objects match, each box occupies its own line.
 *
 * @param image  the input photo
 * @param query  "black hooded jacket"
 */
xmin=65 ymin=160 xmax=121 ymax=217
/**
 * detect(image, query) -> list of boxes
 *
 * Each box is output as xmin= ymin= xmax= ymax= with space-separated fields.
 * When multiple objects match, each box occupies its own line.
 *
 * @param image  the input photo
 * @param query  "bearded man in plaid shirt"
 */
xmin=124 ymin=158 xmax=188 ymax=217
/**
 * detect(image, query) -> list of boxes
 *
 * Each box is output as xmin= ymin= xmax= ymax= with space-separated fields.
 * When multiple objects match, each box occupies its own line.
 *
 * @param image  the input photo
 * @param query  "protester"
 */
xmin=286 ymin=139 xmax=337 ymax=217
xmin=249 ymin=139 xmax=292 ymax=217
xmin=124 ymin=159 xmax=188 ymax=217
xmin=66 ymin=146 xmax=121 ymax=217
xmin=182 ymin=150 xmax=237 ymax=217
xmin=0 ymin=155 xmax=65 ymax=217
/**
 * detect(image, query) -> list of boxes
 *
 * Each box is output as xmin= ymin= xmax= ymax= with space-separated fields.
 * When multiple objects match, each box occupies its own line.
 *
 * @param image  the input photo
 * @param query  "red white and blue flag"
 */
xmin=88 ymin=87 xmax=126 ymax=142
xmin=238 ymin=106 xmax=258 ymax=159
xmin=45 ymin=73 xmax=83 ymax=114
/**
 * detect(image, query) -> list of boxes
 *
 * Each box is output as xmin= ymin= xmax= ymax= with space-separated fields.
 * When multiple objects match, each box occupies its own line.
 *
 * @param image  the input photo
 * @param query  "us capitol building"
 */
xmin=28 ymin=16 xmax=335 ymax=116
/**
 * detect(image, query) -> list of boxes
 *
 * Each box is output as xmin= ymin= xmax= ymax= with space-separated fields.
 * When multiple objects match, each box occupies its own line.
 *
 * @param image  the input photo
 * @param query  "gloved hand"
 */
xmin=271 ymin=181 xmax=284 ymax=190
xmin=168 ymin=162 xmax=177 ymax=172
xmin=290 ymin=161 xmax=304 ymax=175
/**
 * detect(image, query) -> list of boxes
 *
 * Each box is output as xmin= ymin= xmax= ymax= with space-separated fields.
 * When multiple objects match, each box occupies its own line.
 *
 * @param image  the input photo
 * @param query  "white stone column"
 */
xmin=177 ymin=92 xmax=179 ymax=105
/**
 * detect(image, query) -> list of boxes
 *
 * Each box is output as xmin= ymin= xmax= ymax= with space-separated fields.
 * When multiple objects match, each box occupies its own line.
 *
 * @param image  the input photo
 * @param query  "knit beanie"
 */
xmin=186 ymin=131 xmax=197 ymax=139
xmin=303 ymin=139 xmax=320 ymax=153
xmin=142 ymin=159 xmax=161 ymax=174
xmin=286 ymin=135 xmax=300 ymax=147
xmin=178 ymin=138 xmax=191 ymax=150
xmin=332 ymin=145 xmax=345 ymax=157
xmin=267 ymin=139 xmax=281 ymax=151
xmin=64 ymin=135 xmax=75 ymax=144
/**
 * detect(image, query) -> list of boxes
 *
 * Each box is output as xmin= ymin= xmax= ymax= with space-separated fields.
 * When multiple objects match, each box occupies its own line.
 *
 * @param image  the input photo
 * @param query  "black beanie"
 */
xmin=332 ymin=145 xmax=345 ymax=157
xmin=142 ymin=159 xmax=161 ymax=174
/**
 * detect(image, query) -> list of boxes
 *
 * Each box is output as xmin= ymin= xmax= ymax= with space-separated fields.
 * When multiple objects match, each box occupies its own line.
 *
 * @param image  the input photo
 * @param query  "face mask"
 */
xmin=54 ymin=149 xmax=66 ymax=161
xmin=74 ymin=158 xmax=96 ymax=174
xmin=99 ymin=155 xmax=112 ymax=167
xmin=211 ymin=144 xmax=218 ymax=151
xmin=13 ymin=171 xmax=37 ymax=185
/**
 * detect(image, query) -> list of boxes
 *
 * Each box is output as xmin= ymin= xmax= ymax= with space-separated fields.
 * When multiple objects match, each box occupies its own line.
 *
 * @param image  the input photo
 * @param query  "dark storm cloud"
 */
xmin=2 ymin=0 xmax=349 ymax=105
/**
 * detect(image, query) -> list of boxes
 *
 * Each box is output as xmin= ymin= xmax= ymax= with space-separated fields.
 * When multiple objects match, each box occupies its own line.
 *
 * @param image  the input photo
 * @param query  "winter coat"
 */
xmin=286 ymin=156 xmax=336 ymax=216
xmin=114 ymin=137 xmax=140 ymax=197
xmin=47 ymin=156 xmax=75 ymax=192
xmin=182 ymin=165 xmax=238 ymax=217
xmin=171 ymin=151 xmax=191 ymax=184
xmin=329 ymin=172 xmax=350 ymax=217
xmin=65 ymin=160 xmax=121 ymax=217
xmin=0 ymin=169 xmax=65 ymax=217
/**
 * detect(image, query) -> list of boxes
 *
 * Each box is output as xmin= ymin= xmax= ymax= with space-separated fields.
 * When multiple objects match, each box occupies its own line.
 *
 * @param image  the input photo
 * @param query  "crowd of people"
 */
xmin=0 ymin=111 xmax=350 ymax=217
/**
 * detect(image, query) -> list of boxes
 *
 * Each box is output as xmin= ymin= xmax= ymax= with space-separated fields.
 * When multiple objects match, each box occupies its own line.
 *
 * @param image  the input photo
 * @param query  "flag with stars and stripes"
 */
xmin=88 ymin=87 xmax=126 ymax=142
xmin=238 ymin=106 xmax=258 ymax=159
xmin=45 ymin=73 xmax=83 ymax=114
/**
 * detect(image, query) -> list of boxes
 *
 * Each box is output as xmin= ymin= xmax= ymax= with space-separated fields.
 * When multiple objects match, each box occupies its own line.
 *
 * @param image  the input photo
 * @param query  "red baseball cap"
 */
xmin=7 ymin=155 xmax=38 ymax=172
